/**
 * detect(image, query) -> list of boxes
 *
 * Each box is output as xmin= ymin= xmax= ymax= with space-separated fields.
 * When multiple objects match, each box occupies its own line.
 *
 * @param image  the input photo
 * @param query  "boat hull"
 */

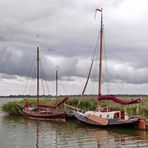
xmin=23 ymin=108 xmax=66 ymax=121
xmin=73 ymin=111 xmax=139 ymax=128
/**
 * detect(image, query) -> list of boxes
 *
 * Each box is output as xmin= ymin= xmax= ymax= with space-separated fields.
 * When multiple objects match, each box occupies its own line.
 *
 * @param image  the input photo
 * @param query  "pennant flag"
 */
xmin=94 ymin=8 xmax=102 ymax=19
xmin=95 ymin=8 xmax=102 ymax=13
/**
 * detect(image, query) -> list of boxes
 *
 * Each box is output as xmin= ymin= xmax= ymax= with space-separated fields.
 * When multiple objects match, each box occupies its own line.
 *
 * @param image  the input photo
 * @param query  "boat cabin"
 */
xmin=85 ymin=110 xmax=126 ymax=119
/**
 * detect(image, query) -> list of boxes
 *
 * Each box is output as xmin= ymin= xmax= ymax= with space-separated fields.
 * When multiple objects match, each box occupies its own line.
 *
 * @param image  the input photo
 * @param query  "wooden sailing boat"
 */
xmin=74 ymin=8 xmax=146 ymax=129
xmin=22 ymin=40 xmax=68 ymax=121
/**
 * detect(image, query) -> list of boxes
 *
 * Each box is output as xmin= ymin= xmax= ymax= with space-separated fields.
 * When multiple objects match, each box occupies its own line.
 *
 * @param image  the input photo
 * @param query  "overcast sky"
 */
xmin=0 ymin=0 xmax=148 ymax=96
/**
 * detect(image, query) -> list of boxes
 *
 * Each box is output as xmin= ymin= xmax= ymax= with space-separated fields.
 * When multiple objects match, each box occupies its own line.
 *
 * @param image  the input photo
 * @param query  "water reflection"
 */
xmin=1 ymin=115 xmax=148 ymax=148
xmin=1 ymin=97 xmax=148 ymax=147
xmin=89 ymin=128 xmax=148 ymax=147
xmin=36 ymin=122 xmax=39 ymax=148
xmin=34 ymin=120 xmax=62 ymax=148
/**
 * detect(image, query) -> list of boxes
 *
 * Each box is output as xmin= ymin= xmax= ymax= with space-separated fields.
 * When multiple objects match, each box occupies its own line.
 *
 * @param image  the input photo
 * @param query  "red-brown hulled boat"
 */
xmin=23 ymin=107 xmax=65 ymax=121
xmin=22 ymin=39 xmax=68 ymax=121
xmin=23 ymin=97 xmax=69 ymax=121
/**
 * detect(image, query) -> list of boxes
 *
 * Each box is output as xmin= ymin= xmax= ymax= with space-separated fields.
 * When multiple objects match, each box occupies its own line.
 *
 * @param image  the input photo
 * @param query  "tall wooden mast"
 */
xmin=37 ymin=37 xmax=40 ymax=105
xmin=97 ymin=8 xmax=103 ymax=108
xmin=56 ymin=70 xmax=58 ymax=102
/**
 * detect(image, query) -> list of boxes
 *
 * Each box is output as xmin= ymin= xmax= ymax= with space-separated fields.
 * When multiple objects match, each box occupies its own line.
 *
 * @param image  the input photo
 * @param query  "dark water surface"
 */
xmin=1 ymin=98 xmax=148 ymax=148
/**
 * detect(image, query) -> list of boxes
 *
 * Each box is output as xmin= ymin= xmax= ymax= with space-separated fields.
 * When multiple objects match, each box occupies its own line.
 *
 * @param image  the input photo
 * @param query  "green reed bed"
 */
xmin=1 ymin=96 xmax=97 ymax=115
xmin=1 ymin=96 xmax=148 ymax=117
xmin=1 ymin=98 xmax=55 ymax=115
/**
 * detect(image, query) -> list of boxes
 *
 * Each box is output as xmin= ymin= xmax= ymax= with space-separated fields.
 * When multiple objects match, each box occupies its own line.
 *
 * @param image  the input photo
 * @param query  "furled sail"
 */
xmin=99 ymin=95 xmax=140 ymax=105
xmin=38 ymin=97 xmax=69 ymax=109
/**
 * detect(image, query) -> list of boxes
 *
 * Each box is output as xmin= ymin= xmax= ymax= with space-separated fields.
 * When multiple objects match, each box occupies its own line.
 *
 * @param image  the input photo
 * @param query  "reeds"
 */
xmin=1 ymin=96 xmax=148 ymax=117
xmin=1 ymin=98 xmax=54 ymax=115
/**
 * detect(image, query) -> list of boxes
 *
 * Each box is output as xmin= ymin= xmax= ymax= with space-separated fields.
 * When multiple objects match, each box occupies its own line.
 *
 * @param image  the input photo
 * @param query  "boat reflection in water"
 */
xmin=88 ymin=128 xmax=148 ymax=147
xmin=36 ymin=122 xmax=39 ymax=148
xmin=1 ymin=115 xmax=148 ymax=148
xmin=24 ymin=118 xmax=148 ymax=148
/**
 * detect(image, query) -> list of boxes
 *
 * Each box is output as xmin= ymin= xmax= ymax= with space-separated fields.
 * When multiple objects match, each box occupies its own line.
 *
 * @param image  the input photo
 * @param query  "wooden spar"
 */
xmin=82 ymin=60 xmax=94 ymax=96
xmin=37 ymin=39 xmax=39 ymax=105
xmin=98 ymin=9 xmax=103 ymax=108
xmin=77 ymin=60 xmax=94 ymax=106
xmin=64 ymin=104 xmax=83 ymax=111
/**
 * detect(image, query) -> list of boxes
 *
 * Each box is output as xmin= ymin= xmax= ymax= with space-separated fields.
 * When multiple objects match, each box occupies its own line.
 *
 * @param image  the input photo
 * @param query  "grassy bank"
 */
xmin=1 ymin=96 xmax=148 ymax=117
xmin=1 ymin=98 xmax=55 ymax=115
xmin=1 ymin=96 xmax=97 ymax=115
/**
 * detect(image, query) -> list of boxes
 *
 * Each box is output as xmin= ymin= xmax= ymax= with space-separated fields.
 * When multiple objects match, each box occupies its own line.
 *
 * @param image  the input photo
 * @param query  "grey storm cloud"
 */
xmin=0 ymin=0 xmax=148 ymax=86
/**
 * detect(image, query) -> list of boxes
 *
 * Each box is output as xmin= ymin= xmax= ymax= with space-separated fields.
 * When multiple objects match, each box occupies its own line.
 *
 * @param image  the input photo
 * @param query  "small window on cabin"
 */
xmin=100 ymin=115 xmax=102 ymax=117
xmin=107 ymin=114 xmax=109 ymax=118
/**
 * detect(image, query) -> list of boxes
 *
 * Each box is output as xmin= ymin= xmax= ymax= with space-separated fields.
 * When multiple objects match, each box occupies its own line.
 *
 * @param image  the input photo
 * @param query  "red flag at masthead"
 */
xmin=94 ymin=8 xmax=102 ymax=18
xmin=95 ymin=8 xmax=102 ymax=12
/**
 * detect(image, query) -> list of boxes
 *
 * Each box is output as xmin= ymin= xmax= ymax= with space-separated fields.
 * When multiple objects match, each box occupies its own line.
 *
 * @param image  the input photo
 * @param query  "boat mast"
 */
xmin=56 ymin=70 xmax=58 ymax=102
xmin=98 ymin=8 xmax=103 ymax=108
xmin=37 ymin=37 xmax=40 ymax=105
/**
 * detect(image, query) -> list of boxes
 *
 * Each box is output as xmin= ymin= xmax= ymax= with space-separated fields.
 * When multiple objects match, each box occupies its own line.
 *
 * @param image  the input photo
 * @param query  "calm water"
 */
xmin=1 ymin=98 xmax=148 ymax=148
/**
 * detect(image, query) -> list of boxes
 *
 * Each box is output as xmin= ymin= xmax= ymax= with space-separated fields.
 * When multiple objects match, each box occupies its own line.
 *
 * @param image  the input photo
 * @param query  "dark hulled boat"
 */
xmin=74 ymin=8 xmax=146 ymax=129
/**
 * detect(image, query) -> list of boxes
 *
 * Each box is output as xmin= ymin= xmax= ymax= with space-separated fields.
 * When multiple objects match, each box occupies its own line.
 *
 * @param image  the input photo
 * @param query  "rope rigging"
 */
xmin=22 ymin=50 xmax=51 ymax=97
xmin=77 ymin=9 xmax=110 ymax=108
xmin=22 ymin=52 xmax=36 ymax=96
xmin=77 ymin=31 xmax=100 ymax=107
xmin=40 ymin=58 xmax=50 ymax=96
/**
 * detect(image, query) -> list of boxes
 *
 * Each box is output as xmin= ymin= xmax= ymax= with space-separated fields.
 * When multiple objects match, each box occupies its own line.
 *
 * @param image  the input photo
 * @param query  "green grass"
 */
xmin=1 ymin=96 xmax=148 ymax=117
xmin=1 ymin=98 xmax=54 ymax=115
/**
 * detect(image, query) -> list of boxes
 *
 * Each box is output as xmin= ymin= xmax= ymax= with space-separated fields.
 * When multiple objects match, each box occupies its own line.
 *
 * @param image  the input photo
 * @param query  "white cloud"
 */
xmin=0 ymin=0 xmax=148 ymax=95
